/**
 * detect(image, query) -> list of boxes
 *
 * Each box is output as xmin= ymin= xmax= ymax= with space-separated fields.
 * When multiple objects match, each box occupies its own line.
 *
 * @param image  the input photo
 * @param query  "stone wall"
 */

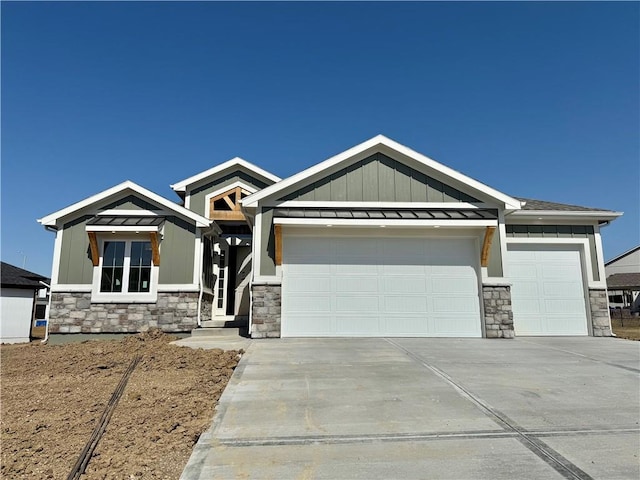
xmin=251 ymin=284 xmax=281 ymax=338
xmin=589 ymin=289 xmax=612 ymax=337
xmin=49 ymin=292 xmax=199 ymax=333
xmin=482 ymin=284 xmax=514 ymax=338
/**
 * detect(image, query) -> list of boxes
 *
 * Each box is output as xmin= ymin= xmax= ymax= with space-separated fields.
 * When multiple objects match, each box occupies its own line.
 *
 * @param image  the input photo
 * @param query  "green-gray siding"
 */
xmin=488 ymin=229 xmax=503 ymax=277
xmin=100 ymin=195 xmax=159 ymax=211
xmin=260 ymin=208 xmax=276 ymax=276
xmin=58 ymin=215 xmax=197 ymax=286
xmin=505 ymin=225 xmax=599 ymax=281
xmin=189 ymin=171 xmax=270 ymax=217
xmin=280 ymin=153 xmax=479 ymax=203
xmin=58 ymin=216 xmax=94 ymax=284
xmin=158 ymin=217 xmax=197 ymax=284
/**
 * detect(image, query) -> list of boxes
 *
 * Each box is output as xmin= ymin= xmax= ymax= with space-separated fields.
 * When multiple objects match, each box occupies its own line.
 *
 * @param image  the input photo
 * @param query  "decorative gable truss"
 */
xmin=208 ymin=186 xmax=254 ymax=221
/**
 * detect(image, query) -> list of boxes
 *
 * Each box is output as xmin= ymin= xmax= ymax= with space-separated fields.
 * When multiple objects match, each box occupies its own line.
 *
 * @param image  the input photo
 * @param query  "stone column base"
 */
xmin=589 ymin=289 xmax=612 ymax=337
xmin=251 ymin=284 xmax=281 ymax=338
xmin=482 ymin=284 xmax=514 ymax=339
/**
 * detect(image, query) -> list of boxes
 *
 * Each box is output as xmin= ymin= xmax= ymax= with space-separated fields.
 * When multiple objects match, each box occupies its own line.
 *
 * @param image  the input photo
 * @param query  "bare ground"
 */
xmin=1 ymin=330 xmax=241 ymax=479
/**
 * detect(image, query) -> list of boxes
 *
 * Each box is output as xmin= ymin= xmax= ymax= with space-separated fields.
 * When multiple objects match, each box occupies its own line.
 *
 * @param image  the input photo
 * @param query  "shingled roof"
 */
xmin=516 ymin=197 xmax=615 ymax=213
xmin=607 ymin=273 xmax=640 ymax=290
xmin=1 ymin=262 xmax=50 ymax=289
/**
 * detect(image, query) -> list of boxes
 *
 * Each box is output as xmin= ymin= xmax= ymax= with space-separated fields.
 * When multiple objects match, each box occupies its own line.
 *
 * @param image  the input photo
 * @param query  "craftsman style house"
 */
xmin=39 ymin=136 xmax=621 ymax=338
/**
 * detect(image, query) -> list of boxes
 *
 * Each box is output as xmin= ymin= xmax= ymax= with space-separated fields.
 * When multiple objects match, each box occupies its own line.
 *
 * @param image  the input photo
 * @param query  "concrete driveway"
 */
xmin=181 ymin=337 xmax=639 ymax=479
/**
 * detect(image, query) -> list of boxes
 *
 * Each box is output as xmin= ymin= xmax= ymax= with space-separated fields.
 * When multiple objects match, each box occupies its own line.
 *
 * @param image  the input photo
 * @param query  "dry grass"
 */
xmin=611 ymin=317 xmax=640 ymax=341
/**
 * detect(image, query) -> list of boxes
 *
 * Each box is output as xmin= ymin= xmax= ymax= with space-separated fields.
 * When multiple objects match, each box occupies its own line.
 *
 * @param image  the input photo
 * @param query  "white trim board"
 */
xmin=274 ymin=218 xmax=497 ymax=228
xmin=269 ymin=201 xmax=496 ymax=209
xmin=505 ymin=238 xmax=606 ymax=289
xmin=243 ymin=135 xmax=523 ymax=210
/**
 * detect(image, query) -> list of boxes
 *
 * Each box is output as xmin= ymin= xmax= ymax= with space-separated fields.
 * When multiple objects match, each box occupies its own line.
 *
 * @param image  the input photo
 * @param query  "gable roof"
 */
xmin=605 ymin=245 xmax=640 ymax=266
xmin=1 ymin=262 xmax=49 ymax=289
xmin=242 ymin=135 xmax=523 ymax=210
xmin=170 ymin=157 xmax=281 ymax=193
xmin=607 ymin=272 xmax=640 ymax=289
xmin=38 ymin=180 xmax=212 ymax=228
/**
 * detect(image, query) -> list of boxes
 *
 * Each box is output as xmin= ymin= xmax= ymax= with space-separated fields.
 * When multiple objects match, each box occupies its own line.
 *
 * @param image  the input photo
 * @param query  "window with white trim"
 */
xmin=92 ymin=237 xmax=158 ymax=302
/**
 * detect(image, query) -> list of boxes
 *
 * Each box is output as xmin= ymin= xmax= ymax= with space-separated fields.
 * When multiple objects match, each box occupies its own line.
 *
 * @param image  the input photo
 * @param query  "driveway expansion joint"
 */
xmin=385 ymin=338 xmax=595 ymax=480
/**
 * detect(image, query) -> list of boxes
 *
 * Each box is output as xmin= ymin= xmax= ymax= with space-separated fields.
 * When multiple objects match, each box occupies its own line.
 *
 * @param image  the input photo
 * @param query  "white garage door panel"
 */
xmin=508 ymin=246 xmax=588 ymax=336
xmin=282 ymin=235 xmax=482 ymax=337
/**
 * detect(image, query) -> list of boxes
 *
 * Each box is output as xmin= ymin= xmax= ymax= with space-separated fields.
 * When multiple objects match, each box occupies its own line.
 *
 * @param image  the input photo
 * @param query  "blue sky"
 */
xmin=2 ymin=1 xmax=638 ymax=276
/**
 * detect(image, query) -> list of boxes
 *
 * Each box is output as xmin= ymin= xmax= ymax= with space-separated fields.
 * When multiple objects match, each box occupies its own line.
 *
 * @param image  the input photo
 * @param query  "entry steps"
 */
xmin=191 ymin=319 xmax=248 ymax=337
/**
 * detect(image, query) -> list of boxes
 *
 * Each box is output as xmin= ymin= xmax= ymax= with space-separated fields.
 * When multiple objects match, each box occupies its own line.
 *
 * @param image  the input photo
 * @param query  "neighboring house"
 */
xmin=605 ymin=246 xmax=640 ymax=312
xmin=39 ymin=135 xmax=622 ymax=339
xmin=1 ymin=262 xmax=50 ymax=343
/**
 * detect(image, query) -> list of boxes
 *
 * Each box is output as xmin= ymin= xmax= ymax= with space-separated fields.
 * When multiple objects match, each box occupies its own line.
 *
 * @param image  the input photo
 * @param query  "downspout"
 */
xmin=41 ymin=224 xmax=58 ymax=344
xmin=197 ymin=273 xmax=204 ymax=328
xmin=40 ymin=281 xmax=52 ymax=344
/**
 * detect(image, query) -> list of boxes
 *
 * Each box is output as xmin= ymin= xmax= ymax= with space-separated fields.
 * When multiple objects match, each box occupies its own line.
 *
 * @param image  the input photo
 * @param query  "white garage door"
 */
xmin=282 ymin=234 xmax=481 ymax=337
xmin=507 ymin=245 xmax=588 ymax=336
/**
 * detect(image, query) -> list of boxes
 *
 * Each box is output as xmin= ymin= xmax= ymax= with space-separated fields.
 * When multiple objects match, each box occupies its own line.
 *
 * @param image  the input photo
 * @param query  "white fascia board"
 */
xmin=508 ymin=210 xmax=623 ymax=221
xmin=242 ymin=135 xmax=522 ymax=210
xmin=38 ymin=180 xmax=212 ymax=228
xmin=170 ymin=157 xmax=281 ymax=192
xmin=273 ymin=218 xmax=497 ymax=228
xmin=270 ymin=201 xmax=495 ymax=209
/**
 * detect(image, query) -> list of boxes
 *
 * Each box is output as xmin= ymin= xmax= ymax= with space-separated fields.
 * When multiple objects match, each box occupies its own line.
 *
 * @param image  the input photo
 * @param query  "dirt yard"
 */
xmin=1 ymin=330 xmax=242 ymax=479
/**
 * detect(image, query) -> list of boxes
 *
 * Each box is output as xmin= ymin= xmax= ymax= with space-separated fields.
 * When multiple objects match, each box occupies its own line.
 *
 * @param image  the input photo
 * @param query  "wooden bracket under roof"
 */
xmin=481 ymin=226 xmax=496 ymax=267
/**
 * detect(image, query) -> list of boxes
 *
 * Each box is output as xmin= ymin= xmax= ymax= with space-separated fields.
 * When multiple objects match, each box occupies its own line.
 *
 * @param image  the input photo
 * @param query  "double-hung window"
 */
xmin=92 ymin=238 xmax=157 ymax=302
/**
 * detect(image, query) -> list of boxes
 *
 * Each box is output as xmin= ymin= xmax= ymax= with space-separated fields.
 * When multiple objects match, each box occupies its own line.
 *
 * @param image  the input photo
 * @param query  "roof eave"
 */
xmin=508 ymin=210 xmax=623 ymax=221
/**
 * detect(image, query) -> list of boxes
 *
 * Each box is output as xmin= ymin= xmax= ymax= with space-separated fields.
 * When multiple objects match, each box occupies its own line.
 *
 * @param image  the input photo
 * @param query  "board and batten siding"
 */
xmin=280 ymin=153 xmax=479 ymax=203
xmin=58 ymin=214 xmax=198 ymax=286
xmin=488 ymin=229 xmax=503 ymax=277
xmin=58 ymin=216 xmax=94 ymax=284
xmin=260 ymin=208 xmax=276 ymax=276
xmin=188 ymin=171 xmax=269 ymax=217
xmin=505 ymin=225 xmax=599 ymax=281
xmin=99 ymin=195 xmax=159 ymax=211
xmin=158 ymin=217 xmax=197 ymax=284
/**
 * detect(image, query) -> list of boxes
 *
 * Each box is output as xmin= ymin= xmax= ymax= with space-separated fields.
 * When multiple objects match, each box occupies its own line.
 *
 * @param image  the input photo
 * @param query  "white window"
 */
xmin=92 ymin=237 xmax=158 ymax=303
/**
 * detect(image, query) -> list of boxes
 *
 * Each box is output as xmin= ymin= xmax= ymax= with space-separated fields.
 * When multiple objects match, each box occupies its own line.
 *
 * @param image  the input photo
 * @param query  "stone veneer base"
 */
xmin=588 ymin=289 xmax=612 ymax=337
xmin=251 ymin=284 xmax=281 ymax=338
xmin=49 ymin=291 xmax=201 ymax=333
xmin=482 ymin=285 xmax=514 ymax=339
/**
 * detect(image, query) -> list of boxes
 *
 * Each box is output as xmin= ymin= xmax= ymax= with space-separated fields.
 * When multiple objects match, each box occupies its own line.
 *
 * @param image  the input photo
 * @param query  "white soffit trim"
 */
xmin=170 ymin=157 xmax=281 ymax=192
xmin=242 ymin=135 xmax=523 ymax=210
xmin=274 ymin=218 xmax=497 ymax=228
xmin=38 ymin=180 xmax=212 ymax=228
